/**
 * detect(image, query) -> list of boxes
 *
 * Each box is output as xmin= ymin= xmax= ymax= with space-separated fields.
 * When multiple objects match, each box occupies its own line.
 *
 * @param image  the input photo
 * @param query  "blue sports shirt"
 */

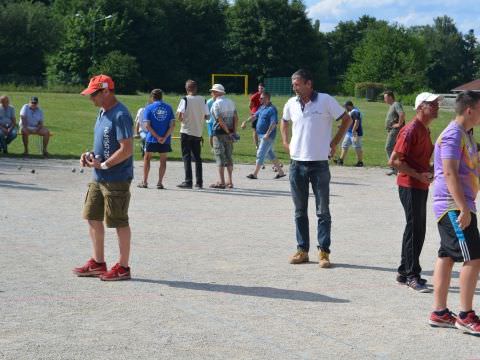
xmin=93 ymin=102 xmax=133 ymax=182
xmin=144 ymin=101 xmax=175 ymax=144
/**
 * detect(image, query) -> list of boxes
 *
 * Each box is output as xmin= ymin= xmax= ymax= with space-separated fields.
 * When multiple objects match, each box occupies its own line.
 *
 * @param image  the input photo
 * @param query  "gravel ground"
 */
xmin=1 ymin=157 xmax=479 ymax=359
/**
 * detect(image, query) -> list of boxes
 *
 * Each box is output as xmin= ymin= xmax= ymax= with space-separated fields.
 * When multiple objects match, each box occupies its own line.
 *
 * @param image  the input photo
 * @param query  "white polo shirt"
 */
xmin=282 ymin=92 xmax=344 ymax=161
xmin=20 ymin=104 xmax=44 ymax=128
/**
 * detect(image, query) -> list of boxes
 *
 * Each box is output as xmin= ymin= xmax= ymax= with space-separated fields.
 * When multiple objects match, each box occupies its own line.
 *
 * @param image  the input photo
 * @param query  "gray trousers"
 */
xmin=385 ymin=128 xmax=400 ymax=161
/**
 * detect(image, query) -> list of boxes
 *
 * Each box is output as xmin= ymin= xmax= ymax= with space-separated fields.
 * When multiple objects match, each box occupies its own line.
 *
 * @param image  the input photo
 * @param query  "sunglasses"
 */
xmin=90 ymin=89 xmax=103 ymax=98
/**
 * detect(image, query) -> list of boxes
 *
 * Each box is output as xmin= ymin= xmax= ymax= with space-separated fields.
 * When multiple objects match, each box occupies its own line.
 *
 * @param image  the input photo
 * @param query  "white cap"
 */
xmin=414 ymin=92 xmax=443 ymax=110
xmin=209 ymin=84 xmax=226 ymax=94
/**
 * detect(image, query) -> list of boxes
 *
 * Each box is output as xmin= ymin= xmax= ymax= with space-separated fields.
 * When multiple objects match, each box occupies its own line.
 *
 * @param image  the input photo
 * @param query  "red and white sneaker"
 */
xmin=100 ymin=263 xmax=131 ymax=281
xmin=73 ymin=258 xmax=107 ymax=277
xmin=455 ymin=311 xmax=480 ymax=335
xmin=429 ymin=309 xmax=457 ymax=328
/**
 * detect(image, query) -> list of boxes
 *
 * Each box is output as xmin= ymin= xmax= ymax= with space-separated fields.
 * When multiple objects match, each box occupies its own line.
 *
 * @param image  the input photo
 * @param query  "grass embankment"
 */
xmin=1 ymin=91 xmax=455 ymax=166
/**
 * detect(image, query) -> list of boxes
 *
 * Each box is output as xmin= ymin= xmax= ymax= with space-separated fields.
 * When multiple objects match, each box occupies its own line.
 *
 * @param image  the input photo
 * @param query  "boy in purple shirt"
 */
xmin=429 ymin=91 xmax=480 ymax=335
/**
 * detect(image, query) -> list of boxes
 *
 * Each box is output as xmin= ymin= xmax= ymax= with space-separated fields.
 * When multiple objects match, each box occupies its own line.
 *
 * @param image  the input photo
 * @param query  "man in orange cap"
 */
xmin=73 ymin=74 xmax=134 ymax=281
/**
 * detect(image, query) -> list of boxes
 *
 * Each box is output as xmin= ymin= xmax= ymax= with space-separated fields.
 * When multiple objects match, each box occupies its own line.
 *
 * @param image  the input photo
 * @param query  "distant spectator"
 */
xmin=243 ymin=92 xmax=286 ymax=179
xmin=176 ymin=80 xmax=210 ymax=189
xmin=138 ymin=89 xmax=176 ymax=189
xmin=210 ymin=83 xmax=239 ymax=189
xmin=206 ymin=96 xmax=216 ymax=147
xmin=0 ymin=95 xmax=18 ymax=154
xmin=384 ymin=90 xmax=405 ymax=175
xmin=20 ymin=96 xmax=50 ymax=157
xmin=248 ymin=83 xmax=265 ymax=149
xmin=134 ymin=106 xmax=147 ymax=157
xmin=337 ymin=100 xmax=364 ymax=167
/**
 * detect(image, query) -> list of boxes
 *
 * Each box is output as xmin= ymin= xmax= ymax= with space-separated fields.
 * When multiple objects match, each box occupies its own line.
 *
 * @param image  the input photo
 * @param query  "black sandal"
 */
xmin=156 ymin=184 xmax=165 ymax=189
xmin=246 ymin=174 xmax=257 ymax=179
xmin=137 ymin=182 xmax=148 ymax=188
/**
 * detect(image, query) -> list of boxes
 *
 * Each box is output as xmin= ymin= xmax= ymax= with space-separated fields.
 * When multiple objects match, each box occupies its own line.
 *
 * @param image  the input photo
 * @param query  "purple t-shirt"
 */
xmin=433 ymin=121 xmax=479 ymax=220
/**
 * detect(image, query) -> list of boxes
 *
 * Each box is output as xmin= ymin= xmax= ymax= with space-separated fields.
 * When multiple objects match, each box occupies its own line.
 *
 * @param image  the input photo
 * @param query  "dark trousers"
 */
xmin=181 ymin=133 xmax=203 ymax=185
xmin=398 ymin=186 xmax=428 ymax=279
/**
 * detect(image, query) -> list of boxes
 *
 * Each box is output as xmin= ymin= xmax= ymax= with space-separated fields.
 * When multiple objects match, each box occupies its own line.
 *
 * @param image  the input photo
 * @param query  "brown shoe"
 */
xmin=318 ymin=250 xmax=331 ymax=268
xmin=289 ymin=250 xmax=309 ymax=264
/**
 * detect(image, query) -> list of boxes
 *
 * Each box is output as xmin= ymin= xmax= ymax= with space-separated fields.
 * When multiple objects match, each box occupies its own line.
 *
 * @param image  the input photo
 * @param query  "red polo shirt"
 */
xmin=393 ymin=118 xmax=433 ymax=190
xmin=249 ymin=91 xmax=261 ymax=114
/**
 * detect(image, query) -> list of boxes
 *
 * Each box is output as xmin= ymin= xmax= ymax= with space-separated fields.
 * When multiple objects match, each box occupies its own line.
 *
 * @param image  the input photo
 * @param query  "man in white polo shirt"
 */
xmin=281 ymin=69 xmax=352 ymax=268
xmin=176 ymin=79 xmax=210 ymax=189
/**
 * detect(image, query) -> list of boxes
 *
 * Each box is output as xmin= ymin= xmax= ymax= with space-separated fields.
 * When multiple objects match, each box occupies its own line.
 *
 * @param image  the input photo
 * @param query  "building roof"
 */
xmin=452 ymin=79 xmax=480 ymax=92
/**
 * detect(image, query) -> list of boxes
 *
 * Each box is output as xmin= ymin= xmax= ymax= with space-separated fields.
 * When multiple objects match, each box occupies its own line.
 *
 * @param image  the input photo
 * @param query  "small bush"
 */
xmin=396 ymin=88 xmax=433 ymax=107
xmin=88 ymin=51 xmax=141 ymax=94
xmin=354 ymin=82 xmax=385 ymax=100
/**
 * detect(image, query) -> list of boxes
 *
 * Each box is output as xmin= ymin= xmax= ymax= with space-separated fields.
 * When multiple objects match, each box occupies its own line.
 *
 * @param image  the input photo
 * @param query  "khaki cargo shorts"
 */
xmin=82 ymin=181 xmax=131 ymax=228
xmin=213 ymin=134 xmax=233 ymax=167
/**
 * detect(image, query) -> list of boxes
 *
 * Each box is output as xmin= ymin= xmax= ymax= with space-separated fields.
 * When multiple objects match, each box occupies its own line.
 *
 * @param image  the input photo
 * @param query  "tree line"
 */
xmin=0 ymin=0 xmax=479 ymax=95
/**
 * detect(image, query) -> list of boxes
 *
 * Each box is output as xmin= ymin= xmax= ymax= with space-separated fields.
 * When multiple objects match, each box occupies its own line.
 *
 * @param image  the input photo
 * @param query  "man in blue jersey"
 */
xmin=138 ymin=89 xmax=176 ymax=189
xmin=242 ymin=92 xmax=286 ymax=179
xmin=337 ymin=101 xmax=364 ymax=167
xmin=74 ymin=74 xmax=134 ymax=281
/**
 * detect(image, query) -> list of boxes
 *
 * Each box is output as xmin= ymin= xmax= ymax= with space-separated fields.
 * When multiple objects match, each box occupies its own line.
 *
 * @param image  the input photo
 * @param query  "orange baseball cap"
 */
xmin=81 ymin=74 xmax=115 ymax=95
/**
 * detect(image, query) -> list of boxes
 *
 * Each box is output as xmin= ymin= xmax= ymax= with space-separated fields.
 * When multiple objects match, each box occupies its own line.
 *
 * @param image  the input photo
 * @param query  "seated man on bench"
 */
xmin=20 ymin=96 xmax=50 ymax=156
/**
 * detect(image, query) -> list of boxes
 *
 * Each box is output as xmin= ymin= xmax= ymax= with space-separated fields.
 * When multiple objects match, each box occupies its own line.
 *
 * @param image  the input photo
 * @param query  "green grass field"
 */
xmin=1 ymin=91 xmax=456 ymax=166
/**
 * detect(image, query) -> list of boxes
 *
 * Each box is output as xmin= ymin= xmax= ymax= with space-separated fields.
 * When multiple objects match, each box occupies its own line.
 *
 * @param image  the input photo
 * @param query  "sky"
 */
xmin=305 ymin=0 xmax=479 ymax=36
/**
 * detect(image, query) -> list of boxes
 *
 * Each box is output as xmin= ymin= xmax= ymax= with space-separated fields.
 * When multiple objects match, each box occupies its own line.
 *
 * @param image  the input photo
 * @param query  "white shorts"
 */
xmin=341 ymin=133 xmax=362 ymax=149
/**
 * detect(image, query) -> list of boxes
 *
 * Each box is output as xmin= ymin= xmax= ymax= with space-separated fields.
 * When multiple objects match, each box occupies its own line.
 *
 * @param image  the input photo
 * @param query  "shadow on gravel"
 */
xmin=188 ymin=188 xmax=339 ymax=198
xmin=331 ymin=181 xmax=367 ymax=186
xmin=0 ymin=180 xmax=56 ymax=192
xmin=132 ymin=279 xmax=349 ymax=303
xmin=334 ymin=263 xmax=460 ymax=279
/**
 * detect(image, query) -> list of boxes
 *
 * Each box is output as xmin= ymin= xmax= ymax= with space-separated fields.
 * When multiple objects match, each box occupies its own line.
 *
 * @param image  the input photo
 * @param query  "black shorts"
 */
xmin=145 ymin=142 xmax=172 ymax=153
xmin=437 ymin=211 xmax=480 ymax=262
xmin=251 ymin=119 xmax=258 ymax=130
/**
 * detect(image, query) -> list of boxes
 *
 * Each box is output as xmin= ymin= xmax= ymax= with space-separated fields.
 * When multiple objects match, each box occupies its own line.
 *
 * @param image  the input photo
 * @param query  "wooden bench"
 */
xmin=32 ymin=132 xmax=53 ymax=154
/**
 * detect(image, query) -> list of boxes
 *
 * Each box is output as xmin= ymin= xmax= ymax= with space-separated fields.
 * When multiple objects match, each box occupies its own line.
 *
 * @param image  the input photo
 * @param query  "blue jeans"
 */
xmin=289 ymin=160 xmax=331 ymax=253
xmin=0 ymin=127 xmax=18 ymax=151
xmin=256 ymin=135 xmax=276 ymax=165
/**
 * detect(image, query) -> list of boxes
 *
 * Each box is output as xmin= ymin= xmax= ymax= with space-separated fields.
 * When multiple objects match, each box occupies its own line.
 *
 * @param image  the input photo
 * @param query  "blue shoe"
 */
xmin=396 ymin=274 xmax=427 ymax=286
xmin=407 ymin=278 xmax=430 ymax=293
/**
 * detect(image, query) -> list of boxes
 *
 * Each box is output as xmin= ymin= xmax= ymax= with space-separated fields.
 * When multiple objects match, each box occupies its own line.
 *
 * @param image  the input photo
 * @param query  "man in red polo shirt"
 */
xmin=248 ymin=83 xmax=265 ymax=149
xmin=389 ymin=92 xmax=442 ymax=292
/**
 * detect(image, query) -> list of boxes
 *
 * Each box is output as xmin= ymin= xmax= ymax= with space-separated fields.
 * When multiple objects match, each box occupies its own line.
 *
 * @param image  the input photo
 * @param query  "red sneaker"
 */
xmin=73 ymin=258 xmax=107 ymax=277
xmin=100 ymin=263 xmax=131 ymax=281
xmin=455 ymin=311 xmax=480 ymax=335
xmin=429 ymin=309 xmax=456 ymax=328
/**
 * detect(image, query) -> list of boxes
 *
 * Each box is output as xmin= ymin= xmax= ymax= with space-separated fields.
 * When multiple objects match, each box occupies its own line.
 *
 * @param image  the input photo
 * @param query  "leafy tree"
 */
xmin=419 ymin=16 xmax=469 ymax=92
xmin=326 ymin=15 xmax=384 ymax=92
xmin=463 ymin=29 xmax=479 ymax=81
xmin=226 ymin=0 xmax=329 ymax=91
xmin=89 ymin=51 xmax=140 ymax=94
xmin=0 ymin=1 xmax=60 ymax=81
xmin=46 ymin=7 xmax=128 ymax=86
xmin=344 ymin=23 xmax=426 ymax=95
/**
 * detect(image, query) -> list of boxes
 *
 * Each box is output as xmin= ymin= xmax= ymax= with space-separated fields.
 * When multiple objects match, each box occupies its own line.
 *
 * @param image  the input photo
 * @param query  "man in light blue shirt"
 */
xmin=0 ymin=95 xmax=18 ymax=154
xmin=20 ymin=96 xmax=51 ymax=156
